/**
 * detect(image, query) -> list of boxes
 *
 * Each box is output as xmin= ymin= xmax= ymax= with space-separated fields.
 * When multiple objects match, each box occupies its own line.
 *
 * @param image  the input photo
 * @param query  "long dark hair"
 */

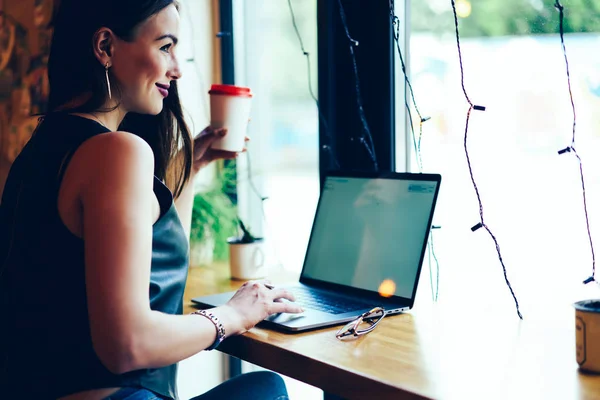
xmin=47 ymin=0 xmax=192 ymax=198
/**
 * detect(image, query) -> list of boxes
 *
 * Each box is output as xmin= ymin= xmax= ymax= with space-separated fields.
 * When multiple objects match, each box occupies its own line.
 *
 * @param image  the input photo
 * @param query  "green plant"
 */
xmin=190 ymin=162 xmax=238 ymax=261
xmin=234 ymin=219 xmax=260 ymax=244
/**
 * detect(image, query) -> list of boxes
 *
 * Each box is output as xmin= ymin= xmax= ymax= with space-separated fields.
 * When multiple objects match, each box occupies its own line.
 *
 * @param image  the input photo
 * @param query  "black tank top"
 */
xmin=0 ymin=113 xmax=189 ymax=399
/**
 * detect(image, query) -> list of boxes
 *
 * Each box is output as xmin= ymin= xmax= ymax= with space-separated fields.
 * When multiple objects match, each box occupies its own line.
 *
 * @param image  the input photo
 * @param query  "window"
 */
xmin=231 ymin=1 xmax=323 ymax=397
xmin=233 ymin=0 xmax=321 ymax=274
xmin=405 ymin=0 xmax=600 ymax=317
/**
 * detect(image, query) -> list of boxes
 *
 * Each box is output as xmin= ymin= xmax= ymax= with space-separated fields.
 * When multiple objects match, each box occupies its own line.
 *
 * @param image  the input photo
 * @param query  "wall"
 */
xmin=0 ymin=0 xmax=55 ymax=198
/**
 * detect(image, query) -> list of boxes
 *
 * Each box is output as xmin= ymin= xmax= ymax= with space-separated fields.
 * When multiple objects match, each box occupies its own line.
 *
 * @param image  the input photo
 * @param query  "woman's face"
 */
xmin=110 ymin=4 xmax=181 ymax=115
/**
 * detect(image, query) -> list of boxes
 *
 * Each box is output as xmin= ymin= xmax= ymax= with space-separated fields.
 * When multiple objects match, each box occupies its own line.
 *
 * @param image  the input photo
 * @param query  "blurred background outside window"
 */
xmin=233 ymin=0 xmax=320 ymax=274
xmin=406 ymin=0 xmax=600 ymax=318
xmin=231 ymin=1 xmax=323 ymax=397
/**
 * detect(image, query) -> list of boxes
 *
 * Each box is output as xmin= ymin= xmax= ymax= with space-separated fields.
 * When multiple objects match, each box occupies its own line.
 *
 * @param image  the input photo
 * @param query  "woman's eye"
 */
xmin=160 ymin=43 xmax=172 ymax=53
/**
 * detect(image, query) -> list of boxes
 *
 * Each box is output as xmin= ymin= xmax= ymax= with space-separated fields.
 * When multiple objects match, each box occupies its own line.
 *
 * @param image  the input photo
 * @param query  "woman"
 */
xmin=0 ymin=1 xmax=302 ymax=399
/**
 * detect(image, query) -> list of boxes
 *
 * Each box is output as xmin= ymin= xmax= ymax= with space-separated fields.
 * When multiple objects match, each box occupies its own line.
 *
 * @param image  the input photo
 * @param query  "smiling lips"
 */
xmin=156 ymin=83 xmax=170 ymax=97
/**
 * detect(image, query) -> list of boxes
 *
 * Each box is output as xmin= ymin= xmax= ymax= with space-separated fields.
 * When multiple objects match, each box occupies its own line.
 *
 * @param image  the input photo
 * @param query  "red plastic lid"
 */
xmin=209 ymin=84 xmax=253 ymax=98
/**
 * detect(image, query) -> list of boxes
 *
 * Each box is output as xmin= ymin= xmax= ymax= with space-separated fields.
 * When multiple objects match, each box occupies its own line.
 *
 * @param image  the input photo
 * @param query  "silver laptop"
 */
xmin=192 ymin=171 xmax=441 ymax=332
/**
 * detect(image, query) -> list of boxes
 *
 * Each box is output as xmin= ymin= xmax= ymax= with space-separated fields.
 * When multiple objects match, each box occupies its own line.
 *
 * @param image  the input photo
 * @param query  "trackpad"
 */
xmin=264 ymin=313 xmax=306 ymax=323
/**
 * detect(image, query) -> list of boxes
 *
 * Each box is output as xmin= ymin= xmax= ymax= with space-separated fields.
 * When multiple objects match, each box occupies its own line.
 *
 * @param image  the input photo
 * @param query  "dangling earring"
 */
xmin=105 ymin=62 xmax=112 ymax=99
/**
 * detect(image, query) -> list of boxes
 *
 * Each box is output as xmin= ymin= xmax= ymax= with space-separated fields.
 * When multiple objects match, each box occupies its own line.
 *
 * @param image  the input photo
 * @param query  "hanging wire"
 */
xmin=431 ymin=229 xmax=441 ymax=301
xmin=287 ymin=0 xmax=340 ymax=171
xmin=389 ymin=0 xmax=440 ymax=301
xmin=553 ymin=0 xmax=596 ymax=285
xmin=237 ymin=0 xmax=338 ymax=270
xmin=336 ymin=0 xmax=378 ymax=171
xmin=450 ymin=0 xmax=522 ymax=319
xmin=239 ymin=149 xmax=286 ymax=270
xmin=427 ymin=228 xmax=442 ymax=302
xmin=389 ymin=0 xmax=431 ymax=171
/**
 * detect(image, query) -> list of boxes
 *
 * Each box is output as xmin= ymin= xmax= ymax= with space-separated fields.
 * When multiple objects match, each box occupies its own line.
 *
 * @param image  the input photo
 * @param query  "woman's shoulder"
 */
xmin=77 ymin=130 xmax=155 ymax=176
xmin=85 ymin=130 xmax=152 ymax=154
xmin=59 ymin=129 xmax=155 ymax=199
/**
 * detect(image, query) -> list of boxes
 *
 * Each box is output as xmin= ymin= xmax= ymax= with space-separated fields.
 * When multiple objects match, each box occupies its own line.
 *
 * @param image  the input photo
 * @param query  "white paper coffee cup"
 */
xmin=209 ymin=84 xmax=253 ymax=152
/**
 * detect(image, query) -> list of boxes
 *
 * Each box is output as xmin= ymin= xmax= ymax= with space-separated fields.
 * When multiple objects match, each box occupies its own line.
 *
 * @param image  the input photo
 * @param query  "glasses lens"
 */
xmin=336 ymin=321 xmax=357 ymax=338
xmin=336 ymin=307 xmax=385 ymax=339
xmin=355 ymin=308 xmax=385 ymax=334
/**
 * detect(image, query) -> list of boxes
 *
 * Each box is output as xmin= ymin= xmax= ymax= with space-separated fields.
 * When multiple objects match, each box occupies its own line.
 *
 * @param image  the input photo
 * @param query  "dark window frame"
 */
xmin=317 ymin=0 xmax=396 ymax=185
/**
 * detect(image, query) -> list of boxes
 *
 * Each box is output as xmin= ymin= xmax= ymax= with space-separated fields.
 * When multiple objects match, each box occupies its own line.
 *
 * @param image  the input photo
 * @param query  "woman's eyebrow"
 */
xmin=156 ymin=34 xmax=178 ymax=45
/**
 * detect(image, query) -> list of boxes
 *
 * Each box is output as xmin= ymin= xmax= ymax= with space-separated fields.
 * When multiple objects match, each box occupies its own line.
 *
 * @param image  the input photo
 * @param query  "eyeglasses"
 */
xmin=335 ymin=307 xmax=386 ymax=340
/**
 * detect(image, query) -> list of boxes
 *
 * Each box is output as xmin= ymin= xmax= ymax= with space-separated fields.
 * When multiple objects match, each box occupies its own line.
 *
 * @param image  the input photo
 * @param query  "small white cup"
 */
xmin=227 ymin=238 xmax=267 ymax=280
xmin=209 ymin=84 xmax=253 ymax=152
xmin=574 ymin=299 xmax=600 ymax=373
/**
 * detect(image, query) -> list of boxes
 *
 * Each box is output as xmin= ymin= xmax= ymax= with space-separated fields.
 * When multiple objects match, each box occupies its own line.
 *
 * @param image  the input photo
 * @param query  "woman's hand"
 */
xmin=221 ymin=280 xmax=304 ymax=335
xmin=192 ymin=126 xmax=247 ymax=173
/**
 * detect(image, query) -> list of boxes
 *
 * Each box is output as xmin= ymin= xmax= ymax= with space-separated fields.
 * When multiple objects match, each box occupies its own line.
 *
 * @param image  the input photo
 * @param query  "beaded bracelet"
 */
xmin=190 ymin=309 xmax=226 ymax=350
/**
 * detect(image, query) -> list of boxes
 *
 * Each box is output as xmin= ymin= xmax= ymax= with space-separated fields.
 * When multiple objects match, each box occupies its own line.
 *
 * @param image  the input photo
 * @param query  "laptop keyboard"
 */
xmin=290 ymin=286 xmax=373 ymax=315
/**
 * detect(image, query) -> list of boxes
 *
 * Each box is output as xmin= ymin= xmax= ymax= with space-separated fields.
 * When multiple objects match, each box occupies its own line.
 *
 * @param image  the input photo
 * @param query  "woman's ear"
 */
xmin=92 ymin=28 xmax=115 ymax=66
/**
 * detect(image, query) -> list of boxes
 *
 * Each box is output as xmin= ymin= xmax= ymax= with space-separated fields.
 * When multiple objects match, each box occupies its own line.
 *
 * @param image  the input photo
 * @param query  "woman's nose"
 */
xmin=169 ymin=57 xmax=182 ymax=80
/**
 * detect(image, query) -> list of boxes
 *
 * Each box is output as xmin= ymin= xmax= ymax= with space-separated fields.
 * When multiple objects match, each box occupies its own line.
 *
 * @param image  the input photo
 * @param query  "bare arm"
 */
xmin=78 ymin=132 xmax=301 ymax=374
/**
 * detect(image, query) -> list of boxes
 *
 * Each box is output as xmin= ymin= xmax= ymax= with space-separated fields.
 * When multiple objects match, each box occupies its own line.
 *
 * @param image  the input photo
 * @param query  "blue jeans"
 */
xmin=105 ymin=371 xmax=289 ymax=400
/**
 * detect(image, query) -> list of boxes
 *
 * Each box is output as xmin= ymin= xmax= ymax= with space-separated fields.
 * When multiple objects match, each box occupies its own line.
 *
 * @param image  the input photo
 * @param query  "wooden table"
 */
xmin=183 ymin=263 xmax=600 ymax=400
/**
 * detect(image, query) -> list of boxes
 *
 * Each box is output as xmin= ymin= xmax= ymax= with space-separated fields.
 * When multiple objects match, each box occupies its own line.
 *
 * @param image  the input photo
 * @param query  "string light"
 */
xmin=389 ymin=0 xmax=440 ymax=302
xmin=389 ymin=0 xmax=431 ymax=171
xmin=450 ymin=0 xmax=522 ymax=319
xmin=553 ymin=0 xmax=596 ymax=285
xmin=336 ymin=0 xmax=378 ymax=171
xmin=286 ymin=0 xmax=340 ymax=171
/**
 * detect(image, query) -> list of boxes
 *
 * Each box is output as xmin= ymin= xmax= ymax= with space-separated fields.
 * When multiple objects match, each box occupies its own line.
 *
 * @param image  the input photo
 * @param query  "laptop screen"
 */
xmin=301 ymin=174 xmax=439 ymax=300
